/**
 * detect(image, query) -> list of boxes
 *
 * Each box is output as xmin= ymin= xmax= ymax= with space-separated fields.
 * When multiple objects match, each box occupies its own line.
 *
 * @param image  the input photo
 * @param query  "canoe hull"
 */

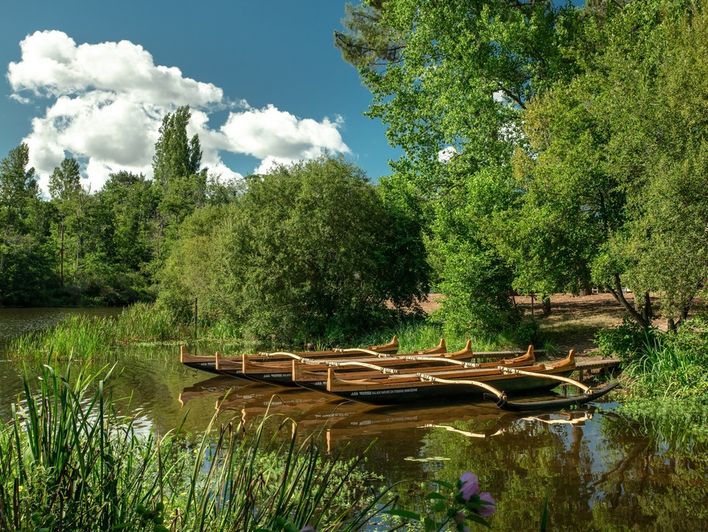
xmin=317 ymin=372 xmax=574 ymax=406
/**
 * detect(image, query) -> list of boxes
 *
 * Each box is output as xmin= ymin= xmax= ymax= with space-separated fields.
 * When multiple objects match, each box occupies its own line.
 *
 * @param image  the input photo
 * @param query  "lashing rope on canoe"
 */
xmin=414 ymin=372 xmax=506 ymax=400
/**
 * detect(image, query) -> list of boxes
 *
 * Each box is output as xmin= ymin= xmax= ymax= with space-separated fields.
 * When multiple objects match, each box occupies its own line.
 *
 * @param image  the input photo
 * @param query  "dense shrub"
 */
xmin=159 ymin=157 xmax=429 ymax=345
xmin=595 ymin=319 xmax=658 ymax=361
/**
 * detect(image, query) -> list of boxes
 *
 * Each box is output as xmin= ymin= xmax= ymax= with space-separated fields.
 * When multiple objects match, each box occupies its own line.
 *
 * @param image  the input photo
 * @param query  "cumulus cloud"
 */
xmin=8 ymin=30 xmax=349 ymax=191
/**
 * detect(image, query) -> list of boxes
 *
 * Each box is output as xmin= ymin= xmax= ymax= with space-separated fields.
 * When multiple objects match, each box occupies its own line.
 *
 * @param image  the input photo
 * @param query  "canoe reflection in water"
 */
xmin=178 ymin=375 xmax=595 ymax=451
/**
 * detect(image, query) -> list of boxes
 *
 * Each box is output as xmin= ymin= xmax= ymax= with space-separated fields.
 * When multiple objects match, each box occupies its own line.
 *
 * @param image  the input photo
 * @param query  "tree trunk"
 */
xmin=607 ymin=274 xmax=650 ymax=328
xmin=59 ymin=222 xmax=64 ymax=287
xmin=641 ymin=292 xmax=653 ymax=323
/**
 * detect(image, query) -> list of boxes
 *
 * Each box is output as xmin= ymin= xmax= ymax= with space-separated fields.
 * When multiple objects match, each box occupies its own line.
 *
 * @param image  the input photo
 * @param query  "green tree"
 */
xmin=503 ymin=0 xmax=705 ymax=328
xmin=160 ymin=157 xmax=429 ymax=344
xmin=337 ymin=0 xmax=583 ymax=332
xmin=0 ymin=144 xmax=55 ymax=305
xmin=152 ymin=106 xmax=207 ymax=259
xmin=153 ymin=106 xmax=202 ymax=185
xmin=49 ymin=157 xmax=82 ymax=286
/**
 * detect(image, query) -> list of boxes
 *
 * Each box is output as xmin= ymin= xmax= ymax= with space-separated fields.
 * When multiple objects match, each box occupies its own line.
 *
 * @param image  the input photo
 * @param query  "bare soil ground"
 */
xmin=421 ymin=292 xmax=639 ymax=356
xmin=515 ymin=293 xmax=633 ymax=355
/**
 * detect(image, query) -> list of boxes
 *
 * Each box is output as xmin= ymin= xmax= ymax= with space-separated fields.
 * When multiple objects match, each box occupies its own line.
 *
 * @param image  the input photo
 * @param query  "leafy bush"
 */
xmin=159 ymin=157 xmax=429 ymax=345
xmin=595 ymin=319 xmax=657 ymax=361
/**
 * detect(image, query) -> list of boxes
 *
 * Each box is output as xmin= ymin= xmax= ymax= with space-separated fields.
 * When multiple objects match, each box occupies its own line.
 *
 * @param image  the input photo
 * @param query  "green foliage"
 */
xmin=387 ymin=473 xmax=495 ymax=530
xmin=622 ymin=317 xmax=708 ymax=401
xmin=595 ymin=320 xmax=658 ymax=361
xmin=153 ymin=106 xmax=208 ymax=253
xmin=0 ymin=105 xmax=215 ymax=308
xmin=152 ymin=106 xmax=202 ymax=185
xmin=0 ymin=366 xmax=390 ymax=530
xmin=337 ymin=0 xmax=584 ymax=334
xmin=0 ymin=143 xmax=57 ymax=305
xmin=160 ymin=157 xmax=429 ymax=345
xmin=507 ymin=0 xmax=707 ymax=326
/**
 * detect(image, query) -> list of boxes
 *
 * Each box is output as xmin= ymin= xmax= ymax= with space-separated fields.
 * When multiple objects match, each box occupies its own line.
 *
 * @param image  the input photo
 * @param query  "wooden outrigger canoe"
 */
xmin=179 ymin=335 xmax=402 ymax=376
xmin=317 ymin=349 xmax=618 ymax=411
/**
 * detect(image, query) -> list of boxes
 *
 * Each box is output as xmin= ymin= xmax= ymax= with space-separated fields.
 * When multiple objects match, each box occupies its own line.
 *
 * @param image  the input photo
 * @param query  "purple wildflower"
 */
xmin=459 ymin=471 xmax=480 ymax=501
xmin=478 ymin=492 xmax=496 ymax=518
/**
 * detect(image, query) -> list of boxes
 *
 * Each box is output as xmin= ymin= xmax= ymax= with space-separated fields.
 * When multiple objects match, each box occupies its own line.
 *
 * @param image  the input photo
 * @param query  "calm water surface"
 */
xmin=0 ymin=309 xmax=705 ymax=531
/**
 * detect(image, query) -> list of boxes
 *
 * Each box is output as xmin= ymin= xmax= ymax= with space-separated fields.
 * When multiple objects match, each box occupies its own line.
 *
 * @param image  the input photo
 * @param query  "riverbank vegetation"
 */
xmin=1 ymin=3 xmax=706 ymax=422
xmin=598 ymin=317 xmax=708 ymax=442
xmin=8 ymin=302 xmax=537 ymax=362
xmin=0 ymin=366 xmax=391 ymax=530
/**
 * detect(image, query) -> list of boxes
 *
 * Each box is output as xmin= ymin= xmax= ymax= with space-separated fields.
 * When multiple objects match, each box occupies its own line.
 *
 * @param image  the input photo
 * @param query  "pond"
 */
xmin=0 ymin=309 xmax=705 ymax=530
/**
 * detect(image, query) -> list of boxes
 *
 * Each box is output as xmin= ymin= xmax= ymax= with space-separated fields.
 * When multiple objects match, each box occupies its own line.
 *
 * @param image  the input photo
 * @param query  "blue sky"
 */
xmin=0 ymin=0 xmax=395 ymax=191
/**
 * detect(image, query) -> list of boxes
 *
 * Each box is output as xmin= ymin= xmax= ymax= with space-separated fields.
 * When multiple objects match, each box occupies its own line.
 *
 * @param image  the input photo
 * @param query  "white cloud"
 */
xmin=437 ymin=146 xmax=457 ymax=164
xmin=8 ymin=30 xmax=349 ymax=191
xmin=220 ymin=105 xmax=349 ymax=166
xmin=8 ymin=30 xmax=222 ymax=106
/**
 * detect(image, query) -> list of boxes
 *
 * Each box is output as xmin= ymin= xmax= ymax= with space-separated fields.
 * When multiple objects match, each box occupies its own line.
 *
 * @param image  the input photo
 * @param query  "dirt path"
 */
xmin=421 ymin=293 xmax=636 ymax=356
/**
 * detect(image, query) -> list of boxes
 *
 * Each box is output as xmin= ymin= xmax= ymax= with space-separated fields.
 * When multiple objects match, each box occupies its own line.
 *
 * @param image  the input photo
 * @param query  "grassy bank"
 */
xmin=9 ymin=302 xmax=540 ymax=361
xmin=0 ymin=366 xmax=389 ymax=530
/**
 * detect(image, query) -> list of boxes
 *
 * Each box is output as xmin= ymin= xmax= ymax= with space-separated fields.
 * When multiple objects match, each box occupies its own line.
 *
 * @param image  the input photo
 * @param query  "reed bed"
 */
xmin=9 ymin=314 xmax=115 ymax=359
xmin=615 ymin=317 xmax=708 ymax=444
xmin=9 ymin=302 xmax=538 ymax=362
xmin=112 ymin=302 xmax=181 ymax=343
xmin=0 ymin=366 xmax=391 ymax=531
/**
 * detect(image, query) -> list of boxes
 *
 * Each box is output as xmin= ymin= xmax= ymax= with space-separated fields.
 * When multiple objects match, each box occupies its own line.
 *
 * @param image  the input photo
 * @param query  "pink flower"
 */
xmin=479 ymin=492 xmax=496 ymax=517
xmin=459 ymin=471 xmax=480 ymax=501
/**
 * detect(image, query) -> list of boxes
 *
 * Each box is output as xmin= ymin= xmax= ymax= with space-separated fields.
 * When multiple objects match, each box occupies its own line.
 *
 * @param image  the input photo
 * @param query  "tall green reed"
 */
xmin=9 ymin=315 xmax=115 ymax=360
xmin=0 ymin=366 xmax=391 ymax=531
xmin=623 ymin=322 xmax=708 ymax=400
xmin=113 ymin=303 xmax=181 ymax=343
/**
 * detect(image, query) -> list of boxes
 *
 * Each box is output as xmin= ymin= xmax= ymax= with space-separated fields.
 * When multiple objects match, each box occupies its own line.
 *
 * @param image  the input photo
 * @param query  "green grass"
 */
xmin=349 ymin=318 xmax=541 ymax=354
xmin=9 ymin=314 xmax=115 ymax=359
xmin=621 ymin=319 xmax=708 ymax=401
xmin=8 ymin=302 xmax=544 ymax=361
xmin=112 ymin=302 xmax=181 ymax=343
xmin=0 ymin=365 xmax=391 ymax=531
